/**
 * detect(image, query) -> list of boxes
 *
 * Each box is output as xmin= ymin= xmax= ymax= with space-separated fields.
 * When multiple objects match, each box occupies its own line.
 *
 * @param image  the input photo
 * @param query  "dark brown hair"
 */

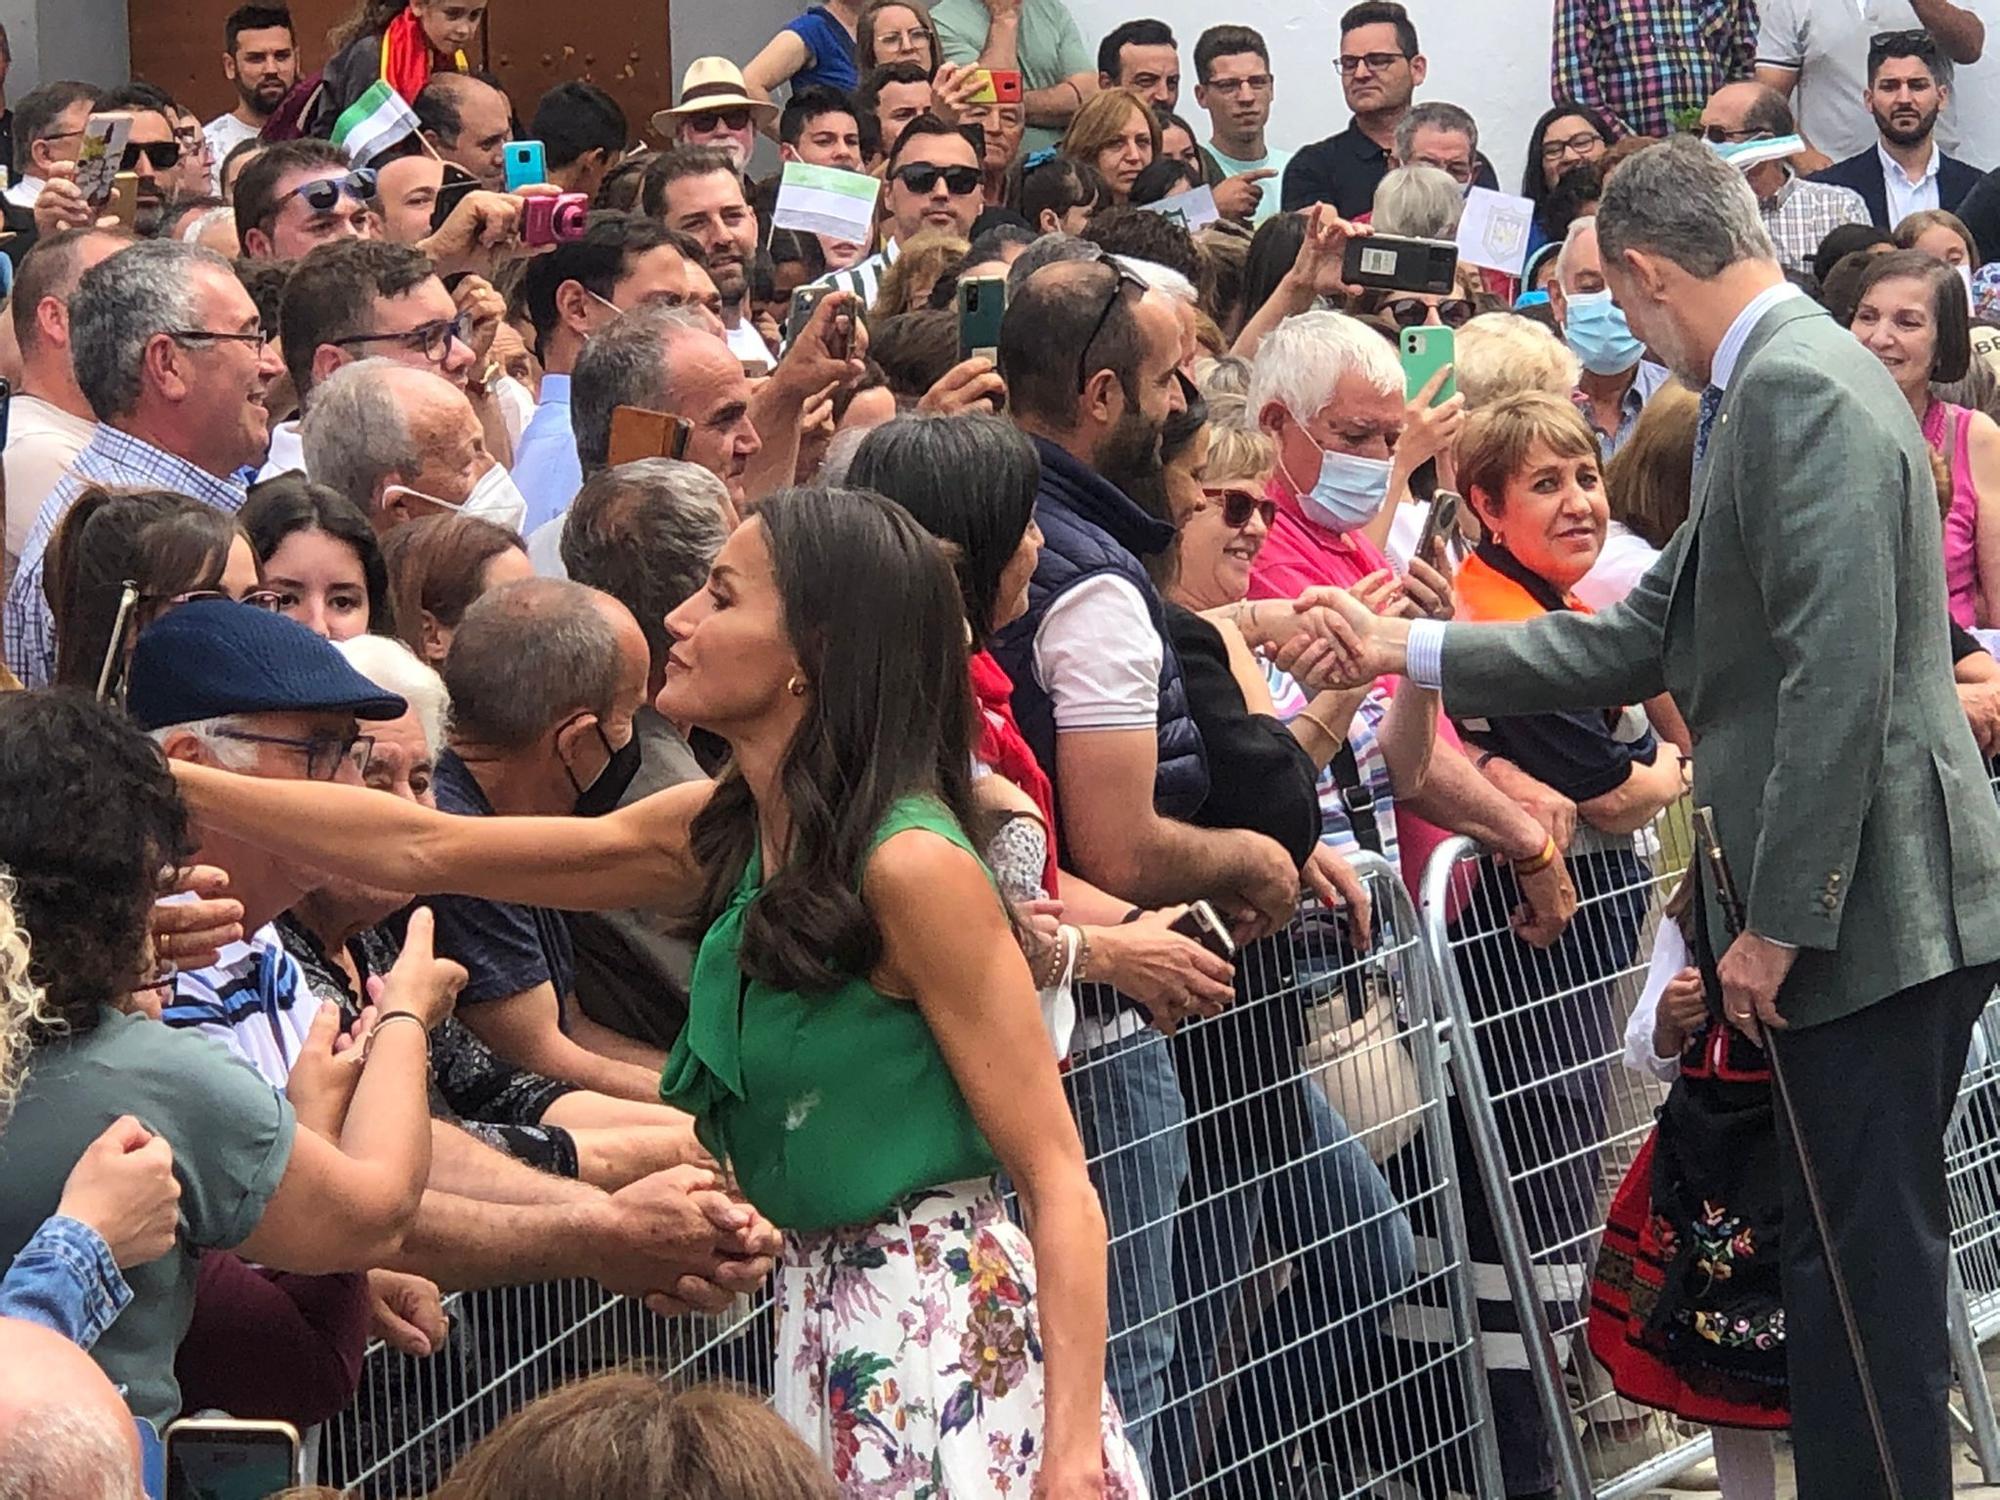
xmin=380 ymin=512 xmax=525 ymax=663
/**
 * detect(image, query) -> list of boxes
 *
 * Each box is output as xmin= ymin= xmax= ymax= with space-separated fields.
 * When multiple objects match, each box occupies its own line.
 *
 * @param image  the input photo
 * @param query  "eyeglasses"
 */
xmin=1204 ymin=73 xmax=1273 ymax=94
xmin=149 ymin=586 xmax=286 ymax=612
xmin=685 ymin=108 xmax=753 ymax=133
xmin=892 ymin=162 xmax=982 ymax=195
xmin=1198 ymin=488 xmax=1277 ymax=529
xmin=328 ymin=310 xmax=476 ymax=365
xmin=1075 ymin=265 xmax=1146 ymax=394
xmin=875 ymin=25 xmax=932 ymax=48
xmin=280 ymin=168 xmax=379 ymax=215
xmin=1700 ymin=123 xmax=1772 ymax=144
xmin=210 ymin=727 xmax=375 ymax=782
xmin=1337 ymin=51 xmax=1410 ymax=76
xmin=165 ymin=326 xmax=273 ymax=350
xmin=1383 ymin=296 xmax=1475 ymax=329
xmin=93 ymin=582 xmax=285 ymax=704
xmin=1416 ymin=156 xmax=1475 ymax=183
xmin=1540 ymin=130 xmax=1606 ymax=163
xmin=121 ymin=140 xmax=183 ymax=172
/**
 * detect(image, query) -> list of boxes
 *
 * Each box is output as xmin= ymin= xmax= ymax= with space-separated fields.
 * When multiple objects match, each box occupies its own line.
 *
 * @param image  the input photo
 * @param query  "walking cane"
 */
xmin=1693 ymin=806 xmax=1902 ymax=1500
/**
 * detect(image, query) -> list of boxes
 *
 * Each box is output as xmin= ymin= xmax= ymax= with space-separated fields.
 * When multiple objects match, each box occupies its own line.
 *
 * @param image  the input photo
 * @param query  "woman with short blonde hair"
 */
xmin=1454 ymin=312 xmax=1582 ymax=409
xmin=1060 ymin=87 xmax=1159 ymax=206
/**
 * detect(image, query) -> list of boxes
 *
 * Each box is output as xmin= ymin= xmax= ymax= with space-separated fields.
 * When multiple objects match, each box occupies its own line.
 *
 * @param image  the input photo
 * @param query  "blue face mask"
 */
xmin=1563 ymin=288 xmax=1646 ymax=376
xmin=1284 ymin=418 xmax=1393 ymax=533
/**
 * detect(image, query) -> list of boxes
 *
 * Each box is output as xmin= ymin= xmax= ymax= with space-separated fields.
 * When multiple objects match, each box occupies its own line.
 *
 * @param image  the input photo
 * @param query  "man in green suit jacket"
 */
xmin=1325 ymin=134 xmax=2000 ymax=1497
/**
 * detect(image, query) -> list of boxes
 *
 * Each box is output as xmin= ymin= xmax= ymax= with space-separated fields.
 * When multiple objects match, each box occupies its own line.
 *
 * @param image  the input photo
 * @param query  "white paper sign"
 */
xmin=1455 ymin=185 xmax=1536 ymax=277
xmin=1142 ymin=184 xmax=1219 ymax=233
xmin=771 ymin=162 xmax=881 ymax=244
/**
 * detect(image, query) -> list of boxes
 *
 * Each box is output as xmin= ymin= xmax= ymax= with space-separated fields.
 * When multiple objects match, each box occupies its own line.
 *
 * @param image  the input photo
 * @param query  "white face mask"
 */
xmin=382 ymin=463 xmax=527 ymax=532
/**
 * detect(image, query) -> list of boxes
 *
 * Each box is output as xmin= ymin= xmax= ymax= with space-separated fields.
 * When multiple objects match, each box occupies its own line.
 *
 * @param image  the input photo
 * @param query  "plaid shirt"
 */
xmin=3 ymin=424 xmax=247 ymax=687
xmin=1553 ymin=0 xmax=1760 ymax=138
xmin=1761 ymin=171 xmax=1870 ymax=274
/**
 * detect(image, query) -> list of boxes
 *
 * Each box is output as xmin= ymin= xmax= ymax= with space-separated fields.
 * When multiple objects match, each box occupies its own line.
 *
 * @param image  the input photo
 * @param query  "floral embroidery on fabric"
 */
xmin=775 ymin=1181 xmax=1150 ymax=1498
xmin=1688 ymin=1200 xmax=1755 ymax=1293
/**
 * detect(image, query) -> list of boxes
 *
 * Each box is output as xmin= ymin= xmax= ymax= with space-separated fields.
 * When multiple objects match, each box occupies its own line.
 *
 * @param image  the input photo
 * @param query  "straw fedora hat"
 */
xmin=650 ymin=57 xmax=780 ymax=135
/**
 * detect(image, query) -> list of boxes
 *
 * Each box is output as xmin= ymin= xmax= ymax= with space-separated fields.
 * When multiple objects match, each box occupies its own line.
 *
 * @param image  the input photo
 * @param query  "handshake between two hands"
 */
xmin=1241 ymin=569 xmax=1437 ymax=693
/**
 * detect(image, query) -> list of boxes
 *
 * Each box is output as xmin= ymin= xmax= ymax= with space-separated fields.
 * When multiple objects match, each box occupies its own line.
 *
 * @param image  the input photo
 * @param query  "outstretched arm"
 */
xmin=172 ymin=761 xmax=711 ymax=914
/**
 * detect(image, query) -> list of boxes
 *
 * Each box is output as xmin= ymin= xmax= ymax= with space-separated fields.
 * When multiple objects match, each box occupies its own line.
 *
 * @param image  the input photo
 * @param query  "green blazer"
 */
xmin=1441 ymin=295 xmax=2000 ymax=1028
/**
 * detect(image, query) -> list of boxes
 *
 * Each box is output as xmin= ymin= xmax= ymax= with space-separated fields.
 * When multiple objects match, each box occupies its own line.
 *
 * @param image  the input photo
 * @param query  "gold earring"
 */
xmin=787 ymin=675 xmax=807 ymax=697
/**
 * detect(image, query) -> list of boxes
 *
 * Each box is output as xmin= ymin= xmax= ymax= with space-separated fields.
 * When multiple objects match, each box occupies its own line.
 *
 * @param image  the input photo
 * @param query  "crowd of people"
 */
xmin=1 ymin=1 xmax=1999 ymax=1498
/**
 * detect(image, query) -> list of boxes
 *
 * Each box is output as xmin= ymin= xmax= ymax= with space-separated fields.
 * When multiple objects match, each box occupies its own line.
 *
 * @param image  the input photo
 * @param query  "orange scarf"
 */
xmin=1452 ymin=543 xmax=1591 ymax=624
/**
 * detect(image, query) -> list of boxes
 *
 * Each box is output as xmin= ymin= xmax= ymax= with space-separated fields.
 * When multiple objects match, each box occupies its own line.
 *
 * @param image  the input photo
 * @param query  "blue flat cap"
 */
xmin=127 ymin=599 xmax=407 ymax=731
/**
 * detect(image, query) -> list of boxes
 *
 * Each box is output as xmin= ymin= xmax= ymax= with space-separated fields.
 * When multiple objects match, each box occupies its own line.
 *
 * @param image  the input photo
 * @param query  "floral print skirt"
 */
xmin=775 ymin=1178 xmax=1152 ymax=1498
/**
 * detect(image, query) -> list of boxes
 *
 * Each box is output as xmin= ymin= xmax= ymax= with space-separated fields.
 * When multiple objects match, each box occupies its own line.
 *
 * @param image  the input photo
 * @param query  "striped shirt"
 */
xmin=808 ymin=238 xmax=902 ymax=317
xmin=1264 ymin=666 xmax=1403 ymax=869
xmin=5 ymin=424 xmax=248 ymax=687
xmin=1762 ymin=172 xmax=1870 ymax=275
xmin=161 ymin=922 xmax=320 ymax=1089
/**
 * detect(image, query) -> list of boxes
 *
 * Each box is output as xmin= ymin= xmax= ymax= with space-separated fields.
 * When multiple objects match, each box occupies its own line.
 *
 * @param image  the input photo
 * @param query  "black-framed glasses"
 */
xmin=281 ymin=168 xmax=379 ymax=215
xmin=893 ymin=162 xmax=982 ymax=196
xmin=1337 ymin=51 xmax=1410 ymax=76
xmin=165 ymin=325 xmax=273 ymax=350
xmin=120 ymin=139 xmax=182 ymax=172
xmin=1700 ymin=123 xmax=1772 ymax=144
xmin=1383 ymin=296 xmax=1474 ymax=329
xmin=328 ymin=310 xmax=476 ymax=365
xmin=1540 ymin=130 xmax=1606 ymax=163
xmin=1199 ymin=487 xmax=1277 ymax=530
xmin=1075 ymin=266 xmax=1146 ymax=394
xmin=686 ymin=108 xmax=754 ymax=133
xmin=210 ymin=727 xmax=375 ymax=782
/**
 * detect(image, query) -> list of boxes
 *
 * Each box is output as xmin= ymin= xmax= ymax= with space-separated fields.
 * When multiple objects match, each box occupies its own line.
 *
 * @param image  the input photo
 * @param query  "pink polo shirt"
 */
xmin=1248 ymin=475 xmax=1465 ymax=905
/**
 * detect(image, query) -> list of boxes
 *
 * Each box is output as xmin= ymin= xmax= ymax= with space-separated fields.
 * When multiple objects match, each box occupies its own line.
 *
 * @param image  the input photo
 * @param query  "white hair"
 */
xmin=1119 ymin=256 xmax=1198 ymax=305
xmin=149 ymin=717 xmax=260 ymax=772
xmin=1557 ymin=214 xmax=1600 ymax=286
xmin=1371 ymin=165 xmax=1463 ymax=240
xmin=1247 ymin=309 xmax=1402 ymax=425
xmin=178 ymin=205 xmax=236 ymax=246
xmin=0 ymin=1401 xmax=145 ymax=1500
xmin=337 ymin=635 xmax=449 ymax=756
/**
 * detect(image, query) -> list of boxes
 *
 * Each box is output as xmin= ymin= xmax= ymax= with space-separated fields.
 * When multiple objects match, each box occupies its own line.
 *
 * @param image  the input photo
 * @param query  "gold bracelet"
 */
xmin=362 ymin=1009 xmax=431 ymax=1065
xmin=1294 ymin=704 xmax=1346 ymax=743
xmin=1513 ymin=834 xmax=1559 ymax=877
xmin=1073 ymin=926 xmax=1093 ymax=985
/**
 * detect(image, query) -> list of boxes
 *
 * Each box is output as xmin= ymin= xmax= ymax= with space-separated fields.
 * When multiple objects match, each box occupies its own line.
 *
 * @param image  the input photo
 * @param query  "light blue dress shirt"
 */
xmin=509 ymin=375 xmax=582 ymax=539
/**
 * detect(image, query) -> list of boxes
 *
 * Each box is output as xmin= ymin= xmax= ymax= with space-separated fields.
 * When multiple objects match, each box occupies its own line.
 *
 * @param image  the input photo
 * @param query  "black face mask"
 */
xmin=566 ymin=722 xmax=643 ymax=816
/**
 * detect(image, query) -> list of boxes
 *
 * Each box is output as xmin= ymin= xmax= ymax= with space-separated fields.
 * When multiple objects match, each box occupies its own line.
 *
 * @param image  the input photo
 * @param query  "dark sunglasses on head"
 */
xmin=687 ymin=108 xmax=754 ymax=133
xmin=1384 ymin=296 xmax=1474 ymax=329
xmin=284 ymin=168 xmax=379 ymax=214
xmin=1200 ymin=488 xmax=1277 ymax=529
xmin=121 ymin=139 xmax=182 ymax=172
xmin=893 ymin=162 xmax=982 ymax=196
xmin=1700 ymin=123 xmax=1771 ymax=144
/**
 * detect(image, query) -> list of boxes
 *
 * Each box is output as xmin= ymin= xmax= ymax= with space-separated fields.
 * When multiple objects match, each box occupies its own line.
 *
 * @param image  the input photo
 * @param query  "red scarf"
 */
xmin=380 ymin=6 xmax=466 ymax=102
xmin=969 ymin=650 xmax=1059 ymax=896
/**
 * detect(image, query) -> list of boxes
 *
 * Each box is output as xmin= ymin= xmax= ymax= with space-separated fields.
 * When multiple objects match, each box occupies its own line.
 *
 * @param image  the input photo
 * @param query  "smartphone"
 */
xmin=106 ymin=171 xmax=139 ymax=229
xmin=786 ymin=284 xmax=835 ymax=349
xmin=608 ymin=405 xmax=693 ymax=466
xmin=164 ymin=1417 xmax=299 ymax=1500
xmin=503 ymin=140 xmax=547 ymax=192
xmin=965 ymin=67 xmax=997 ymax=104
xmin=988 ymin=68 xmax=1023 ymax=104
xmin=75 ymin=112 xmax=133 ymax=207
xmin=429 ymin=166 xmax=479 ymax=234
xmin=957 ymin=274 xmax=1006 ymax=363
xmin=1400 ymin=325 xmax=1456 ymax=406
xmin=1414 ymin=489 xmax=1460 ymax=563
xmin=1169 ymin=900 xmax=1237 ymax=962
xmin=1342 ymin=233 xmax=1459 ymax=295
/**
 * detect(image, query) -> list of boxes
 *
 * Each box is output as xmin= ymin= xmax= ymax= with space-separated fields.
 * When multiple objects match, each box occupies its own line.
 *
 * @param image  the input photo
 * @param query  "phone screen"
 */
xmin=166 ymin=1429 xmax=296 ymax=1500
xmin=429 ymin=168 xmax=479 ymax=234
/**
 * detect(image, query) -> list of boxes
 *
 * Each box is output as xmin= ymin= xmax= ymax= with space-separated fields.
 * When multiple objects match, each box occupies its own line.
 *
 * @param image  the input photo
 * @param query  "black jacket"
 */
xmin=1810 ymin=145 xmax=1982 ymax=229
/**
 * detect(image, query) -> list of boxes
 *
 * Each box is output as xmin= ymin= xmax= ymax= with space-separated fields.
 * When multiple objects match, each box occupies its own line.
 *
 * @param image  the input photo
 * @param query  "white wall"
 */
xmin=0 ymin=0 xmax=131 ymax=99
xmin=1060 ymin=0 xmax=1556 ymax=190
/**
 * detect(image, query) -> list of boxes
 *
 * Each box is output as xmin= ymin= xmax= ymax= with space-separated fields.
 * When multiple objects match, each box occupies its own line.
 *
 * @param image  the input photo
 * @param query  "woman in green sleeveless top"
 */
xmin=171 ymin=488 xmax=1146 ymax=1498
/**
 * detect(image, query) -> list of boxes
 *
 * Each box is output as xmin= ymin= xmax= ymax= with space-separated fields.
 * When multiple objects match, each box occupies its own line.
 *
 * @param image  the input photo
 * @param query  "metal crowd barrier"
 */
xmin=321 ymin=856 xmax=1508 ymax=1498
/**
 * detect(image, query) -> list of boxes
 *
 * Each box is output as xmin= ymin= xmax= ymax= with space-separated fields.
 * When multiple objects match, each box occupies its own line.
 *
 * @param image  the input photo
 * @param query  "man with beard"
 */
xmin=650 ymin=57 xmax=774 ymax=183
xmin=1811 ymin=30 xmax=1979 ymax=229
xmin=642 ymin=145 xmax=774 ymax=370
xmin=204 ymin=7 xmax=297 ymax=191
xmin=988 ymin=256 xmax=1301 ymax=1463
xmin=93 ymin=87 xmax=184 ymax=238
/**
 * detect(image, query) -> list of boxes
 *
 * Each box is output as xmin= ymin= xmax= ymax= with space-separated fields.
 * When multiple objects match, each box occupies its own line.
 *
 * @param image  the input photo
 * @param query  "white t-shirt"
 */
xmin=1207 ymin=141 xmax=1296 ymax=226
xmin=2 ymin=396 xmax=95 ymax=581
xmin=725 ymin=318 xmax=775 ymax=372
xmin=203 ymin=113 xmax=263 ymax=193
xmin=1030 ymin=573 xmax=1164 ymax=731
xmin=1573 ymin=521 xmax=1661 ymax=612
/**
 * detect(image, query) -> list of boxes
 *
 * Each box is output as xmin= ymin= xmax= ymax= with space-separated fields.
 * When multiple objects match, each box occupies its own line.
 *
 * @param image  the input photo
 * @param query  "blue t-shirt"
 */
xmin=784 ymin=6 xmax=858 ymax=93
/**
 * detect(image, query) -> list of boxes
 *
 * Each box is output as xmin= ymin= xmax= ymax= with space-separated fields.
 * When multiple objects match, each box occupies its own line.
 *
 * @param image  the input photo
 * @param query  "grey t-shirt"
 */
xmin=0 ymin=1006 xmax=296 ymax=1424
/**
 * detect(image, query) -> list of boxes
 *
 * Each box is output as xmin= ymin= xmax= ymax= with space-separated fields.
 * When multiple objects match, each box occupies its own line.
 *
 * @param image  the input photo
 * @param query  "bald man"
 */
xmin=416 ymin=74 xmax=515 ymax=192
xmin=0 ymin=1316 xmax=144 ymax=1500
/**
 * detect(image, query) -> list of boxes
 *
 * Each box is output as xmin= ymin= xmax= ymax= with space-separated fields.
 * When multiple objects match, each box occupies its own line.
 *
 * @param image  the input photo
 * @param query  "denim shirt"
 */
xmin=0 ymin=1214 xmax=132 ymax=1349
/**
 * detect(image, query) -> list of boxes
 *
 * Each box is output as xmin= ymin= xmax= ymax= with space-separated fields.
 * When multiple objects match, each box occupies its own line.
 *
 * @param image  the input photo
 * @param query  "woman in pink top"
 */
xmin=1850 ymin=249 xmax=2000 ymax=630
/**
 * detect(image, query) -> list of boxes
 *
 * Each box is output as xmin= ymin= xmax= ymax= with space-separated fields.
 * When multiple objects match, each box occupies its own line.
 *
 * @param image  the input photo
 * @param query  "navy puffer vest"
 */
xmin=992 ymin=437 xmax=1210 ymax=825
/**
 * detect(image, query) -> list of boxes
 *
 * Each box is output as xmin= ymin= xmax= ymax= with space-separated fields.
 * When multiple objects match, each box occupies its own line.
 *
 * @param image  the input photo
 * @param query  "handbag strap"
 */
xmin=1328 ymin=740 xmax=1384 ymax=856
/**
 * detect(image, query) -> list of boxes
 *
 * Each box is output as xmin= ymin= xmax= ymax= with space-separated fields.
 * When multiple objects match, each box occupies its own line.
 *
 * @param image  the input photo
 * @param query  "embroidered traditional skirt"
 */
xmin=775 ymin=1179 xmax=1152 ymax=1498
xmin=1587 ymin=1021 xmax=1789 ymax=1429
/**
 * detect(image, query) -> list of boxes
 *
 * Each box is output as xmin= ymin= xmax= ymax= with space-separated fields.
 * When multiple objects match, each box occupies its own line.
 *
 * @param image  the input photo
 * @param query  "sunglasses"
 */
xmin=1383 ymin=296 xmax=1475 ymax=329
xmin=1199 ymin=488 xmax=1277 ymax=529
xmin=686 ymin=108 xmax=753 ymax=133
xmin=282 ymin=168 xmax=379 ymax=214
xmin=121 ymin=139 xmax=182 ymax=172
xmin=1700 ymin=123 xmax=1772 ymax=144
xmin=893 ymin=162 xmax=982 ymax=196
xmin=1076 ymin=265 xmax=1146 ymax=393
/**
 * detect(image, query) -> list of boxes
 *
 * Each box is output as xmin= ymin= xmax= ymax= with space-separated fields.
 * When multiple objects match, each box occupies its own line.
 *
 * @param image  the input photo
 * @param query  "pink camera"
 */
xmin=521 ymin=192 xmax=589 ymax=247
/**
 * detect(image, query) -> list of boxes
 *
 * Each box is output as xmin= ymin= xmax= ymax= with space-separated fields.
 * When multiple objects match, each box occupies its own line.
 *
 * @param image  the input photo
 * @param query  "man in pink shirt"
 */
xmin=1244 ymin=309 xmax=1575 ymax=934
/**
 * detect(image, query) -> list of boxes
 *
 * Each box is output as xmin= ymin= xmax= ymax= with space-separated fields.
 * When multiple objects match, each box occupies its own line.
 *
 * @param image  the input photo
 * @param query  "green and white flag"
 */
xmin=332 ymin=79 xmax=421 ymax=168
xmin=771 ymin=162 xmax=881 ymax=244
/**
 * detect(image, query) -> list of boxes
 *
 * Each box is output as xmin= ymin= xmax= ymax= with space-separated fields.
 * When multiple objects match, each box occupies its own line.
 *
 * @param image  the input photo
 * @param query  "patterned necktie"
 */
xmin=1693 ymin=384 xmax=1724 ymax=469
